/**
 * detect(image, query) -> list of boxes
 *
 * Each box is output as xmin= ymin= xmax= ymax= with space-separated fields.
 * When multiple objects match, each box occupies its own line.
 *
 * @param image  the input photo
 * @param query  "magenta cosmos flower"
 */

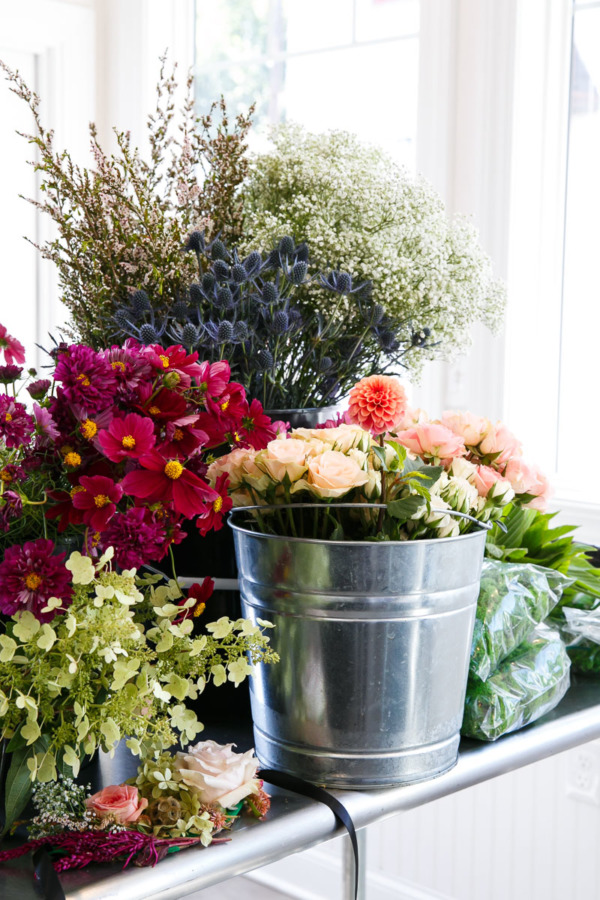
xmin=0 ymin=395 xmax=35 ymax=448
xmin=0 ymin=538 xmax=73 ymax=621
xmin=121 ymin=451 xmax=218 ymax=519
xmin=0 ymin=323 xmax=26 ymax=366
xmin=99 ymin=506 xmax=170 ymax=568
xmin=53 ymin=344 xmax=118 ymax=414
xmin=97 ymin=413 xmax=156 ymax=462
xmin=71 ymin=474 xmax=123 ymax=531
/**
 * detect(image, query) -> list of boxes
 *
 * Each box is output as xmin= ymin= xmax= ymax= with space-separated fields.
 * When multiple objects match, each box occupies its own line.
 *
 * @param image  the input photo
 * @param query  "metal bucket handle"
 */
xmin=229 ymin=503 xmax=494 ymax=531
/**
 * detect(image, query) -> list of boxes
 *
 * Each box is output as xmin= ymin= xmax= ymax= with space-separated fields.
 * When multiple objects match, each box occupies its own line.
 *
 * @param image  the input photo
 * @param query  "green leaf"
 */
xmin=1 ymin=738 xmax=47 ymax=837
xmin=387 ymin=495 xmax=427 ymax=520
xmin=371 ymin=445 xmax=388 ymax=471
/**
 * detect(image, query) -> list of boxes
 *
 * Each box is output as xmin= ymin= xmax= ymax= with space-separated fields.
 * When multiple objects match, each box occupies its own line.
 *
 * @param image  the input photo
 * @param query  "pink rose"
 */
xmin=85 ymin=784 xmax=148 ymax=823
xmin=396 ymin=423 xmax=466 ymax=463
xmin=472 ymin=464 xmax=514 ymax=503
xmin=504 ymin=457 xmax=539 ymax=495
xmin=525 ymin=465 xmax=553 ymax=511
xmin=301 ymin=450 xmax=369 ymax=498
xmin=174 ymin=740 xmax=259 ymax=808
xmin=393 ymin=405 xmax=429 ymax=431
xmin=479 ymin=421 xmax=522 ymax=466
xmin=442 ymin=410 xmax=490 ymax=447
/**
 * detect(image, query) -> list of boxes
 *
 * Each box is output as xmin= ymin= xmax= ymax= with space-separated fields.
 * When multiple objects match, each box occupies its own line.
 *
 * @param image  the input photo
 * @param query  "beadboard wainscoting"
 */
xmin=248 ymin=740 xmax=600 ymax=900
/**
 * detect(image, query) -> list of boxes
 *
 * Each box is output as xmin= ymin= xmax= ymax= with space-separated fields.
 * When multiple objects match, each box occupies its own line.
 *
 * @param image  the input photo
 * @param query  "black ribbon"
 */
xmin=259 ymin=768 xmax=360 ymax=900
xmin=33 ymin=848 xmax=66 ymax=900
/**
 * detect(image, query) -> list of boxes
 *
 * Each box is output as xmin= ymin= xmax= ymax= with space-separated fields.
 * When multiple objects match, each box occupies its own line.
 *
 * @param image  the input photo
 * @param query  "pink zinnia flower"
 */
xmin=121 ymin=451 xmax=218 ymax=519
xmin=196 ymin=473 xmax=233 ymax=536
xmin=53 ymin=344 xmax=118 ymax=413
xmin=0 ymin=395 xmax=35 ymax=448
xmin=71 ymin=474 xmax=123 ymax=531
xmin=97 ymin=413 xmax=156 ymax=462
xmin=348 ymin=375 xmax=407 ymax=435
xmin=99 ymin=507 xmax=170 ymax=568
xmin=0 ymin=538 xmax=73 ymax=621
xmin=104 ymin=344 xmax=152 ymax=394
xmin=396 ymin=423 xmax=466 ymax=463
xmin=0 ymin=323 xmax=26 ymax=366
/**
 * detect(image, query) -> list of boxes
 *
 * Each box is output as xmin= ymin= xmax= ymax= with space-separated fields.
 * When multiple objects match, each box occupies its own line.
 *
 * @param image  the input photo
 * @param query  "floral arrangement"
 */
xmin=212 ymin=376 xmax=549 ymax=541
xmin=0 ymin=59 xmax=254 ymax=346
xmin=0 ymin=323 xmax=279 ymax=568
xmin=0 ymin=550 xmax=277 ymax=836
xmin=112 ymin=231 xmax=428 ymax=410
xmin=0 ymin=741 xmax=270 ymax=870
xmin=243 ymin=125 xmax=506 ymax=381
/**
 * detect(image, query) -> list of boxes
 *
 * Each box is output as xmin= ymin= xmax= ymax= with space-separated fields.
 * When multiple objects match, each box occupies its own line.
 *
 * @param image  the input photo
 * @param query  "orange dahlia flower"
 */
xmin=347 ymin=375 xmax=407 ymax=435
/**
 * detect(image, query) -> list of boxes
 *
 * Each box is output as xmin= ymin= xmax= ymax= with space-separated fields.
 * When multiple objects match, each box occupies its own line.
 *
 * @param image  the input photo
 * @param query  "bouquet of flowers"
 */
xmin=243 ymin=125 xmax=506 ymax=381
xmin=111 ymin=232 xmax=429 ymax=410
xmin=0 ymin=741 xmax=271 ymax=869
xmin=0 ymin=322 xmax=279 ymax=570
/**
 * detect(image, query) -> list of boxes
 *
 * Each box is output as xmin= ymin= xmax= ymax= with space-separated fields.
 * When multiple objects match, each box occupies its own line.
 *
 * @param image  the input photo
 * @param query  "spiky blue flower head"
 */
xmin=279 ymin=235 xmax=295 ymax=256
xmin=319 ymin=356 xmax=333 ymax=371
xmin=243 ymin=251 xmax=262 ymax=276
xmin=288 ymin=308 xmax=303 ymax=328
xmin=140 ymin=323 xmax=158 ymax=344
xmin=182 ymin=323 xmax=199 ymax=346
xmin=335 ymin=272 xmax=352 ymax=293
xmin=294 ymin=242 xmax=309 ymax=263
xmin=217 ymin=320 xmax=234 ymax=342
xmin=266 ymin=249 xmax=282 ymax=269
xmin=261 ymin=282 xmax=279 ymax=305
xmin=411 ymin=327 xmax=431 ymax=346
xmin=115 ymin=310 xmax=133 ymax=329
xmin=211 ymin=239 xmax=228 ymax=261
xmin=272 ymin=310 xmax=289 ymax=334
xmin=371 ymin=304 xmax=385 ymax=325
xmin=290 ymin=261 xmax=308 ymax=285
xmin=213 ymin=259 xmax=230 ymax=280
xmin=185 ymin=230 xmax=206 ymax=253
xmin=257 ymin=348 xmax=274 ymax=369
xmin=378 ymin=330 xmax=397 ymax=350
xmin=189 ymin=284 xmax=203 ymax=306
xmin=202 ymin=272 xmax=216 ymax=293
xmin=231 ymin=263 xmax=247 ymax=284
xmin=216 ymin=287 xmax=234 ymax=309
xmin=172 ymin=299 xmax=190 ymax=319
xmin=234 ymin=320 xmax=250 ymax=341
xmin=131 ymin=290 xmax=151 ymax=314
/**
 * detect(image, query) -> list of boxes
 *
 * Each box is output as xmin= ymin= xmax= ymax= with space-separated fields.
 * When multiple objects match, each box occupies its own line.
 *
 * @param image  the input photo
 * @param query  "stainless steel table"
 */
xmin=3 ymin=678 xmax=600 ymax=900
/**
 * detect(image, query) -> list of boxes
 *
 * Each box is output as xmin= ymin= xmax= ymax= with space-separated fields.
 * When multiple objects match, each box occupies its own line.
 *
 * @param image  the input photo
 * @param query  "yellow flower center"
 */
xmin=213 ymin=495 xmax=223 ymax=513
xmin=193 ymin=602 xmax=206 ymax=618
xmin=0 ymin=468 xmax=12 ymax=483
xmin=24 ymin=573 xmax=42 ymax=590
xmin=4 ymin=413 xmax=12 ymax=422
xmin=159 ymin=355 xmax=170 ymax=369
xmin=76 ymin=373 xmax=91 ymax=387
xmin=94 ymin=494 xmax=110 ymax=508
xmin=164 ymin=460 xmax=183 ymax=480
xmin=64 ymin=452 xmax=82 ymax=467
xmin=111 ymin=361 xmax=126 ymax=372
xmin=173 ymin=428 xmax=184 ymax=441
xmin=70 ymin=485 xmax=85 ymax=498
xmin=121 ymin=435 xmax=136 ymax=449
xmin=148 ymin=406 xmax=161 ymax=416
xmin=80 ymin=419 xmax=97 ymax=440
xmin=91 ymin=531 xmax=102 ymax=547
xmin=221 ymin=400 xmax=229 ymax=411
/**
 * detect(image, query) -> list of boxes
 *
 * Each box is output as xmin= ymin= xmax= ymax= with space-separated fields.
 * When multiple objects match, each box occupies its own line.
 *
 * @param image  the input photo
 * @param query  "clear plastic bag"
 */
xmin=470 ymin=560 xmax=571 ymax=682
xmin=462 ymin=624 xmax=571 ymax=741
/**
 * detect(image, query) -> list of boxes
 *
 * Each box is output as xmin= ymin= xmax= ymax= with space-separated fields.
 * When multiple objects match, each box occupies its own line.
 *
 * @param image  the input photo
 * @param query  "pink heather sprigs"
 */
xmin=0 ymin=831 xmax=208 ymax=871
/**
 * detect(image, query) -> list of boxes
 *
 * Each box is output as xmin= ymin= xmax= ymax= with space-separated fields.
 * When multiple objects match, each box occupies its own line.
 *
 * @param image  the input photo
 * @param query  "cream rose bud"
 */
xmin=304 ymin=450 xmax=369 ymax=498
xmin=291 ymin=424 xmax=369 ymax=453
xmin=449 ymin=457 xmax=478 ymax=482
xmin=261 ymin=438 xmax=309 ymax=482
xmin=174 ymin=740 xmax=259 ymax=808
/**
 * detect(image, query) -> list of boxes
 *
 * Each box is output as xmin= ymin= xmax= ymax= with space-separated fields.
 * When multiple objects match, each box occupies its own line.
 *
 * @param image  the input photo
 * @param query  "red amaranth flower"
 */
xmin=71 ymin=475 xmax=123 ymax=531
xmin=348 ymin=375 xmax=407 ymax=435
xmin=53 ymin=344 xmax=118 ymax=413
xmin=196 ymin=473 xmax=232 ymax=536
xmin=0 ymin=395 xmax=35 ymax=448
xmin=0 ymin=323 xmax=26 ymax=366
xmin=0 ymin=538 xmax=73 ymax=621
xmin=121 ymin=451 xmax=218 ymax=518
xmin=97 ymin=413 xmax=156 ymax=462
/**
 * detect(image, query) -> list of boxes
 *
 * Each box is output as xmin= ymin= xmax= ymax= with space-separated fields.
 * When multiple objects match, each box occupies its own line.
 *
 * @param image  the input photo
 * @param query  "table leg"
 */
xmin=342 ymin=827 xmax=367 ymax=900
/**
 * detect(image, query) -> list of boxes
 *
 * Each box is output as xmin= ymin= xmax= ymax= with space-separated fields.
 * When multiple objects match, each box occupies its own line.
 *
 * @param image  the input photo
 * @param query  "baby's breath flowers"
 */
xmin=243 ymin=125 xmax=506 ymax=381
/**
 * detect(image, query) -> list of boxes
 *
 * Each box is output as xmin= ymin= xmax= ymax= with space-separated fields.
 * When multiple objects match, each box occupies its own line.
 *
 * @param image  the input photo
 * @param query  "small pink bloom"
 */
xmin=473 ymin=465 xmax=510 ymax=498
xmin=396 ymin=423 xmax=466 ymax=462
xmin=348 ymin=375 xmax=407 ymax=435
xmin=479 ymin=421 xmax=522 ymax=467
xmin=0 ymin=323 xmax=26 ymax=365
xmin=86 ymin=784 xmax=148 ymax=824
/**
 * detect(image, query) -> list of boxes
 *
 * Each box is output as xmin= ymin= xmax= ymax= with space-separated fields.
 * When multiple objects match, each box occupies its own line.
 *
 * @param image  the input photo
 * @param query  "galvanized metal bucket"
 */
xmin=230 ymin=506 xmax=489 ymax=789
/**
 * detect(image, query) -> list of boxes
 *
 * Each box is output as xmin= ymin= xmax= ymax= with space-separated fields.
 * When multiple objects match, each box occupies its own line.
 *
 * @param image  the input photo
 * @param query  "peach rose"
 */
xmin=525 ymin=466 xmax=553 ymax=512
xmin=392 ymin=405 xmax=429 ymax=431
xmin=261 ymin=438 xmax=309 ymax=483
xmin=396 ymin=423 xmax=466 ymax=463
xmin=293 ymin=450 xmax=369 ymax=499
xmin=472 ymin=464 xmax=514 ymax=503
xmin=291 ymin=424 xmax=368 ymax=453
xmin=174 ymin=740 xmax=258 ymax=808
xmin=479 ymin=421 xmax=522 ymax=467
xmin=503 ymin=457 xmax=539 ymax=495
xmin=85 ymin=784 xmax=148 ymax=824
xmin=207 ymin=448 xmax=254 ymax=490
xmin=442 ymin=410 xmax=490 ymax=447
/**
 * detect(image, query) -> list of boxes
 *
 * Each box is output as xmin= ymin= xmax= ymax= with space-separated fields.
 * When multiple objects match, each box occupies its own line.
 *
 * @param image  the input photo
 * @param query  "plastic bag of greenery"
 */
xmin=470 ymin=560 xmax=571 ymax=682
xmin=556 ymin=600 xmax=600 ymax=675
xmin=462 ymin=625 xmax=570 ymax=741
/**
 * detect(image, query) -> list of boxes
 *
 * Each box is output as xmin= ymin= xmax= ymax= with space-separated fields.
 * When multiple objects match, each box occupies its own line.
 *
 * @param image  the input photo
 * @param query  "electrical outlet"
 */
xmin=566 ymin=743 xmax=600 ymax=805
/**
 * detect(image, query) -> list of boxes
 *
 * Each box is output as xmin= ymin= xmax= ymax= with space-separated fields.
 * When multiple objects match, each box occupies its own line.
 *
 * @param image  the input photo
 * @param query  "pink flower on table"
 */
xmin=86 ymin=785 xmax=148 ymax=824
xmin=392 ymin=405 xmax=429 ymax=432
xmin=174 ymin=741 xmax=259 ymax=808
xmin=97 ymin=413 xmax=156 ymax=462
xmin=121 ymin=451 xmax=218 ymax=519
xmin=442 ymin=410 xmax=490 ymax=447
xmin=0 ymin=323 xmax=25 ymax=366
xmin=505 ymin=459 xmax=552 ymax=510
xmin=478 ymin=421 xmax=523 ymax=467
xmin=348 ymin=375 xmax=407 ymax=435
xmin=0 ymin=538 xmax=73 ymax=621
xmin=71 ymin=474 xmax=123 ymax=531
xmin=0 ymin=395 xmax=35 ymax=448
xmin=396 ymin=423 xmax=466 ymax=463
